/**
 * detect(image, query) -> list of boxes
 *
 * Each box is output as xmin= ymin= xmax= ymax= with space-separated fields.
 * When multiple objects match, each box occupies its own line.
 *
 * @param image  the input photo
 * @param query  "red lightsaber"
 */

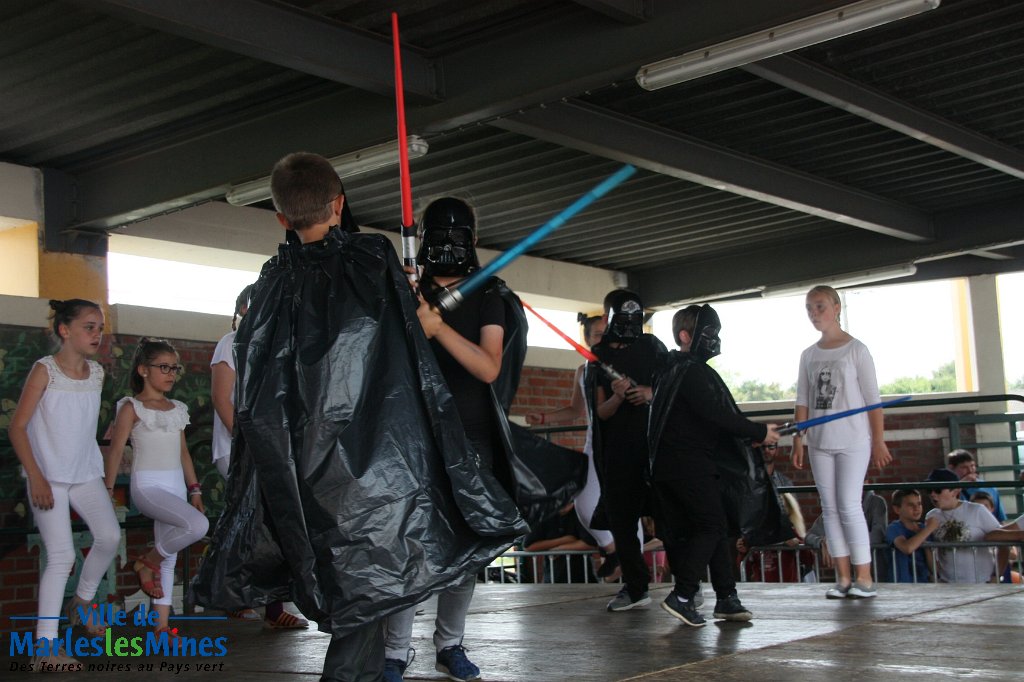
xmin=392 ymin=12 xmax=417 ymax=282
xmin=520 ymin=301 xmax=637 ymax=392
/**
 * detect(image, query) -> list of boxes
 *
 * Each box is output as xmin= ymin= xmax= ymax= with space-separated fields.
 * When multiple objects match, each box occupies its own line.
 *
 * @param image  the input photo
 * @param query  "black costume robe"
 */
xmin=647 ymin=350 xmax=794 ymax=546
xmin=190 ymin=229 xmax=528 ymax=636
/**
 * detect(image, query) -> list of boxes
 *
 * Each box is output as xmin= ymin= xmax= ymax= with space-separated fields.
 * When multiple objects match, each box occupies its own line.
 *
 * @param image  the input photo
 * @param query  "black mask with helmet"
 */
xmin=416 ymin=197 xmax=481 ymax=278
xmin=691 ymin=304 xmax=722 ymax=362
xmin=603 ymin=289 xmax=645 ymax=344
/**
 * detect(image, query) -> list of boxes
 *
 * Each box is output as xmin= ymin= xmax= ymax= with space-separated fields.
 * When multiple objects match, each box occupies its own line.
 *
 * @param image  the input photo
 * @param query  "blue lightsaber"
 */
xmin=777 ymin=395 xmax=911 ymax=435
xmin=432 ymin=164 xmax=637 ymax=312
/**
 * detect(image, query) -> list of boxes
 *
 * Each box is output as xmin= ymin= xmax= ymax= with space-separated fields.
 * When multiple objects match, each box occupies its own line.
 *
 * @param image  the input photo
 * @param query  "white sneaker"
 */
xmin=848 ymin=582 xmax=877 ymax=598
xmin=825 ymin=583 xmax=851 ymax=599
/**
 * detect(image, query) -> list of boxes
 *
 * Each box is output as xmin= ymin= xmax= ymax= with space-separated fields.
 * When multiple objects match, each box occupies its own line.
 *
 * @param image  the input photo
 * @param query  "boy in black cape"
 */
xmin=647 ymin=304 xmax=785 ymax=627
xmin=190 ymin=154 xmax=528 ymax=681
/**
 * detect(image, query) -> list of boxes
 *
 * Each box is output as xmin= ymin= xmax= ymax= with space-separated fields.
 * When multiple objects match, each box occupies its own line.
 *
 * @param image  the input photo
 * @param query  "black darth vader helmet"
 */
xmin=692 ymin=304 xmax=722 ymax=362
xmin=416 ymin=197 xmax=481 ymax=278
xmin=604 ymin=289 xmax=645 ymax=344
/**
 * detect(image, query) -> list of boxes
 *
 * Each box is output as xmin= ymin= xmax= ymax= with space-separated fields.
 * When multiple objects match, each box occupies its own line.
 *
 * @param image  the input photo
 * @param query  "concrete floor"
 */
xmin=3 ymin=583 xmax=1023 ymax=681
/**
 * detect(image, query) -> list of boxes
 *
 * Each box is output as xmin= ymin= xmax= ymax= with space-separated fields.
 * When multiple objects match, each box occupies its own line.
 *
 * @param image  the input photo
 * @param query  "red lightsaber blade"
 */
xmin=392 ymin=12 xmax=417 ymax=282
xmin=520 ymin=301 xmax=637 ymax=391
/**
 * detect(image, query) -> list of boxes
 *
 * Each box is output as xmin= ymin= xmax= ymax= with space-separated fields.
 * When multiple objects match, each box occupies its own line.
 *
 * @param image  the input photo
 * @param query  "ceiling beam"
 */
xmin=68 ymin=0 xmax=852 ymax=228
xmin=743 ymin=55 xmax=1024 ymax=180
xmin=491 ymin=100 xmax=933 ymax=242
xmin=635 ymin=196 xmax=1024 ymax=307
xmin=571 ymin=0 xmax=649 ymax=24
xmin=81 ymin=0 xmax=439 ymax=99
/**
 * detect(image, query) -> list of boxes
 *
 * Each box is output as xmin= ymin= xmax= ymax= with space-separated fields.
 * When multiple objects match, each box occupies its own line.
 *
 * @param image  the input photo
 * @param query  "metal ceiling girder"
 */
xmin=743 ymin=55 xmax=1024 ymax=181
xmin=635 ymin=195 xmax=1024 ymax=307
xmin=80 ymin=0 xmax=439 ymax=99
xmin=491 ymin=100 xmax=934 ymax=242
xmin=571 ymin=0 xmax=649 ymax=24
xmin=68 ymin=0 xmax=854 ymax=229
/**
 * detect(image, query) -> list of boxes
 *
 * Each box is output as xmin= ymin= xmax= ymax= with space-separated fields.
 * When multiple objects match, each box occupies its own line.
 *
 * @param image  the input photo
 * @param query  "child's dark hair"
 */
xmin=129 ymin=338 xmax=179 ymax=394
xmin=671 ymin=305 xmax=701 ymax=347
xmin=577 ymin=312 xmax=603 ymax=342
xmin=969 ymin=490 xmax=994 ymax=507
xmin=892 ymin=489 xmax=921 ymax=507
xmin=48 ymin=299 xmax=101 ymax=341
xmin=270 ymin=152 xmax=344 ymax=230
xmin=232 ymin=284 xmax=254 ymax=331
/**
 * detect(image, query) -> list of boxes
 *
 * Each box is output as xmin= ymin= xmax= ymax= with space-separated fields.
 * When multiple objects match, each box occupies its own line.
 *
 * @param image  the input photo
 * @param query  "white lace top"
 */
xmin=117 ymin=397 xmax=190 ymax=473
xmin=24 ymin=355 xmax=105 ymax=484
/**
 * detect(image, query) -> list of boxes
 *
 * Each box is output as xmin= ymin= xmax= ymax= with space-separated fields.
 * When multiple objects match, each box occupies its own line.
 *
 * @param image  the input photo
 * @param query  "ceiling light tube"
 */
xmin=760 ymin=263 xmax=917 ymax=298
xmin=225 ymin=135 xmax=429 ymax=206
xmin=636 ymin=0 xmax=940 ymax=91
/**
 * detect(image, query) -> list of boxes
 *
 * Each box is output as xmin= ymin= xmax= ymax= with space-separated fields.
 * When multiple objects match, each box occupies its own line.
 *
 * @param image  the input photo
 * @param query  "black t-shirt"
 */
xmin=430 ymin=284 xmax=507 ymax=433
xmin=594 ymin=334 xmax=665 ymax=466
xmin=653 ymin=360 xmax=767 ymax=481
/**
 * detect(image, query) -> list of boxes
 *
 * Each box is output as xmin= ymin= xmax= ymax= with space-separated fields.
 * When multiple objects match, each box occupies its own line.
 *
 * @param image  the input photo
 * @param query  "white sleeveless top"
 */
xmin=117 ymin=397 xmax=190 ymax=472
xmin=579 ymin=366 xmax=594 ymax=456
xmin=24 ymin=356 xmax=104 ymax=484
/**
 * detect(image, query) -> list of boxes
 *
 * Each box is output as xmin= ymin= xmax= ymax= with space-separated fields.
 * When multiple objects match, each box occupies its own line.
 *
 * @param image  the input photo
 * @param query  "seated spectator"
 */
xmin=925 ymin=468 xmax=1010 ymax=583
xmin=947 ymin=449 xmax=1007 ymax=521
xmin=884 ymin=489 xmax=936 ymax=583
xmin=737 ymin=493 xmax=813 ymax=583
xmin=970 ymin=490 xmax=996 ymax=516
xmin=522 ymin=502 xmax=597 ymax=583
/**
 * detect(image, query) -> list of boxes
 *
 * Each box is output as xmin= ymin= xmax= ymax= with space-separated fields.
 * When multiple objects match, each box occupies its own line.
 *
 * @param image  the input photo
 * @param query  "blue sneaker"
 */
xmin=383 ymin=658 xmax=407 ymax=682
xmin=436 ymin=645 xmax=480 ymax=682
xmin=383 ymin=647 xmax=414 ymax=682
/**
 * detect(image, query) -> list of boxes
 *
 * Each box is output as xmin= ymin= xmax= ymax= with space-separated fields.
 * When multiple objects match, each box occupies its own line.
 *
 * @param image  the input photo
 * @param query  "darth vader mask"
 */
xmin=692 ymin=304 xmax=722 ymax=362
xmin=417 ymin=197 xmax=480 ymax=278
xmin=604 ymin=289 xmax=645 ymax=344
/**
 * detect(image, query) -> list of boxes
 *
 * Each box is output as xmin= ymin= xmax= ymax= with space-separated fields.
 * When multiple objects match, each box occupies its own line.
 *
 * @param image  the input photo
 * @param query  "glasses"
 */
xmin=762 ymin=444 xmax=778 ymax=451
xmin=148 ymin=363 xmax=183 ymax=376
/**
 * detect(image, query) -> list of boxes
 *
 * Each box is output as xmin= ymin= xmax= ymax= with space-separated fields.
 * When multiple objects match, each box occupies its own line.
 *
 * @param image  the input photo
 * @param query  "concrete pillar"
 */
xmin=966 ymin=274 xmax=1014 ymax=510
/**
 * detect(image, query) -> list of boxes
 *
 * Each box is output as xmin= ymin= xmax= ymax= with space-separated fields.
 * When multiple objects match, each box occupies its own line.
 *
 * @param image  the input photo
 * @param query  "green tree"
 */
xmin=881 ymin=361 xmax=957 ymax=394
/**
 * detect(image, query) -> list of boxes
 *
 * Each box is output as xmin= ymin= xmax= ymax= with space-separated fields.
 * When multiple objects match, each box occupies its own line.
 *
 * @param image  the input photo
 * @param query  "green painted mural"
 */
xmin=0 ymin=323 xmax=225 ymax=530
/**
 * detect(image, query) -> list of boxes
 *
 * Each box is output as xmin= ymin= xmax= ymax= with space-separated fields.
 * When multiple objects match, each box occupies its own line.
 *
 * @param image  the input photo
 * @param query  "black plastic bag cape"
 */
xmin=582 ymin=334 xmax=664 ymax=529
xmin=190 ymin=229 xmax=528 ymax=636
xmin=647 ymin=351 xmax=794 ymax=546
xmin=479 ymin=278 xmax=588 ymax=526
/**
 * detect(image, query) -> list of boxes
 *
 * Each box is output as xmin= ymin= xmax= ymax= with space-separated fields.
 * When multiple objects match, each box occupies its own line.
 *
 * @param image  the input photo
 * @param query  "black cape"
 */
xmin=190 ymin=229 xmax=528 ymax=636
xmin=647 ymin=350 xmax=794 ymax=546
xmin=473 ymin=278 xmax=588 ymax=527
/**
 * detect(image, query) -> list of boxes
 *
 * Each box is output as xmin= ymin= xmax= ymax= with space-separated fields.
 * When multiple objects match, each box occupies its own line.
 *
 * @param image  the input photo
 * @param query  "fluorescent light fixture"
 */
xmin=636 ymin=0 xmax=941 ymax=90
xmin=760 ymin=263 xmax=917 ymax=298
xmin=225 ymin=135 xmax=429 ymax=206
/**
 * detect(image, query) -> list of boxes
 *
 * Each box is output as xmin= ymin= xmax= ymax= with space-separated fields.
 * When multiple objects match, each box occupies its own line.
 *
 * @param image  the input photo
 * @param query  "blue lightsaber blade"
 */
xmin=433 ymin=164 xmax=637 ymax=312
xmin=777 ymin=395 xmax=911 ymax=435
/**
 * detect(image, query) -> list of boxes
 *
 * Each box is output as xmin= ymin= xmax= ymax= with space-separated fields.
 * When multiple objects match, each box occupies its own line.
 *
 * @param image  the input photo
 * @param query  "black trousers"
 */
xmin=320 ymin=619 xmax=385 ymax=682
xmin=602 ymin=462 xmax=650 ymax=599
xmin=654 ymin=473 xmax=736 ymax=601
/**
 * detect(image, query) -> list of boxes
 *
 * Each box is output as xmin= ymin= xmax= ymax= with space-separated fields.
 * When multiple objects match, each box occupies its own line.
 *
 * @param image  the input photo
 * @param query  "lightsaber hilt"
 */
xmin=433 ymin=286 xmax=465 ymax=314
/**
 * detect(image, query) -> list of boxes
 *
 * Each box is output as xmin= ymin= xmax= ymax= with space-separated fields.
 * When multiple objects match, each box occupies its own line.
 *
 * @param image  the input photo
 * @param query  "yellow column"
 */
xmin=0 ymin=222 xmax=40 ymax=298
xmin=37 ymin=242 xmax=109 ymax=319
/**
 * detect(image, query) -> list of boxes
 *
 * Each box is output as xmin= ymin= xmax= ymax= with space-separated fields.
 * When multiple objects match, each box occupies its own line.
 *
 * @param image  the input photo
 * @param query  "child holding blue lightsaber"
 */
xmin=792 ymin=285 xmax=893 ymax=599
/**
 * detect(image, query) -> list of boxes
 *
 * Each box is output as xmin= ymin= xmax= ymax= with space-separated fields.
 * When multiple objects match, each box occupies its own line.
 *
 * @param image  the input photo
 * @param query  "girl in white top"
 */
xmin=525 ymin=315 xmax=643 ymax=581
xmin=9 ymin=299 xmax=121 ymax=671
xmin=105 ymin=339 xmax=208 ymax=640
xmin=791 ymin=285 xmax=892 ymax=599
xmin=209 ymin=286 xmax=308 ymax=629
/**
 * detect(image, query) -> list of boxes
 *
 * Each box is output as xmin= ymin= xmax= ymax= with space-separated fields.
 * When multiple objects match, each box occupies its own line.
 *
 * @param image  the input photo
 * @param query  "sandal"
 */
xmin=154 ymin=625 xmax=181 ymax=643
xmin=65 ymin=597 xmax=107 ymax=637
xmin=264 ymin=611 xmax=309 ymax=629
xmin=132 ymin=557 xmax=164 ymax=600
xmin=227 ymin=608 xmax=261 ymax=621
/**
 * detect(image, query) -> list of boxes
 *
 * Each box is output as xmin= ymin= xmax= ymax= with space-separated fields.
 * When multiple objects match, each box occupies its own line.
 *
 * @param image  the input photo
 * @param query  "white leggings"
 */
xmin=574 ymin=439 xmax=642 ymax=550
xmin=32 ymin=477 xmax=120 ymax=640
xmin=808 ymin=442 xmax=872 ymax=566
xmin=131 ymin=470 xmax=209 ymax=606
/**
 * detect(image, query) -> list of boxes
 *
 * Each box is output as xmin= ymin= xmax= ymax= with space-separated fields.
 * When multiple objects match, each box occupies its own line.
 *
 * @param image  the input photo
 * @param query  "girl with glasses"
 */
xmin=104 ymin=338 xmax=208 ymax=642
